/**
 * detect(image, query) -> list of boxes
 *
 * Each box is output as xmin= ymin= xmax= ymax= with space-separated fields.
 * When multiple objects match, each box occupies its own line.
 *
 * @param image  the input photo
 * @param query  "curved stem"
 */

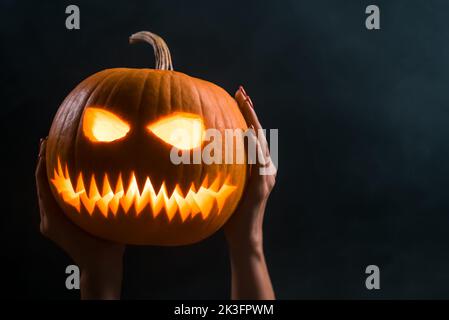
xmin=129 ymin=31 xmax=173 ymax=71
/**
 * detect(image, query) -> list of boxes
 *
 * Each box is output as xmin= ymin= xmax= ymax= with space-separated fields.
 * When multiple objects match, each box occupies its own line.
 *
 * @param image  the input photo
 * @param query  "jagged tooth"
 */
xmin=109 ymin=195 xmax=120 ymax=216
xmin=61 ymin=191 xmax=80 ymax=212
xmin=52 ymin=171 xmax=66 ymax=193
xmin=120 ymin=172 xmax=138 ymax=214
xmin=109 ymin=180 xmax=123 ymax=216
xmin=156 ymin=182 xmax=178 ymax=221
xmin=185 ymin=189 xmax=202 ymax=218
xmin=173 ymin=185 xmax=190 ymax=222
xmin=146 ymin=178 xmax=157 ymax=205
xmin=66 ymin=176 xmax=76 ymax=194
xmin=111 ymin=175 xmax=124 ymax=215
xmin=164 ymin=185 xmax=178 ymax=221
xmin=150 ymin=182 xmax=166 ymax=218
xmin=215 ymin=184 xmax=237 ymax=213
xmin=201 ymin=175 xmax=209 ymax=188
xmin=135 ymin=177 xmax=153 ymax=215
xmin=112 ymin=175 xmax=124 ymax=213
xmin=80 ymin=194 xmax=95 ymax=215
xmin=64 ymin=164 xmax=71 ymax=180
xmin=51 ymin=161 xmax=74 ymax=191
xmin=96 ymin=174 xmax=114 ymax=218
xmin=102 ymin=175 xmax=112 ymax=195
xmin=79 ymin=174 xmax=100 ymax=215
xmin=57 ymin=157 xmax=64 ymax=177
xmin=210 ymin=173 xmax=222 ymax=192
xmin=75 ymin=173 xmax=84 ymax=193
xmin=88 ymin=174 xmax=100 ymax=199
xmin=50 ymin=160 xmax=81 ymax=212
xmin=115 ymin=174 xmax=124 ymax=193
xmin=96 ymin=198 xmax=110 ymax=218
xmin=162 ymin=180 xmax=176 ymax=201
xmin=192 ymin=187 xmax=215 ymax=219
xmin=51 ymin=176 xmax=60 ymax=191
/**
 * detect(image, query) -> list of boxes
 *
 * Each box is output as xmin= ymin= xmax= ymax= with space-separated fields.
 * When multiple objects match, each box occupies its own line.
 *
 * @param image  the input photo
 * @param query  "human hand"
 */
xmin=223 ymin=87 xmax=276 ymax=300
xmin=36 ymin=138 xmax=125 ymax=299
xmin=224 ymin=86 xmax=277 ymax=250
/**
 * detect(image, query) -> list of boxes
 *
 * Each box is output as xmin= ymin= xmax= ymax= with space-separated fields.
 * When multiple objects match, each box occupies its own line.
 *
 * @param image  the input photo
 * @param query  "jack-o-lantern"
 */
xmin=46 ymin=31 xmax=247 ymax=245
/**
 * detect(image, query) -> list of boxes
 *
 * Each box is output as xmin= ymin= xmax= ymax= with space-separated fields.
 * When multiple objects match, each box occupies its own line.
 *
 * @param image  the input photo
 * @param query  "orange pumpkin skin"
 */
xmin=46 ymin=33 xmax=247 ymax=245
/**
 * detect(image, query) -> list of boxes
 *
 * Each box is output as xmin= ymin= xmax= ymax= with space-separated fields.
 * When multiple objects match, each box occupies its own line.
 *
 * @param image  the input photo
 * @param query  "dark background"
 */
xmin=1 ymin=0 xmax=449 ymax=299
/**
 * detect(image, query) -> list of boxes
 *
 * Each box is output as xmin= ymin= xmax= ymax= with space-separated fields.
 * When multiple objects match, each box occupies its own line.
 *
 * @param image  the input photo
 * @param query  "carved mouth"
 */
xmin=51 ymin=158 xmax=236 ymax=222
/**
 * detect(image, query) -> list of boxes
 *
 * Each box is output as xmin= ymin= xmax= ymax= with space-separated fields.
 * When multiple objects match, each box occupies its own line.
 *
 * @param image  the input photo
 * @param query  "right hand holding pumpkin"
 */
xmin=224 ymin=86 xmax=277 ymax=250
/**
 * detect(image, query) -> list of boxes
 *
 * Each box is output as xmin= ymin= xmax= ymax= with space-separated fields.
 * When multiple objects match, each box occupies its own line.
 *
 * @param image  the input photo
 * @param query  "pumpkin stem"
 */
xmin=129 ymin=31 xmax=173 ymax=71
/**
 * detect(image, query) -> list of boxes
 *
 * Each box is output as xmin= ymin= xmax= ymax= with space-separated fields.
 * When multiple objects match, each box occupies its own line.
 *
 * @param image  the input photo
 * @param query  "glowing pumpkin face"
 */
xmin=46 ymin=31 xmax=247 ymax=245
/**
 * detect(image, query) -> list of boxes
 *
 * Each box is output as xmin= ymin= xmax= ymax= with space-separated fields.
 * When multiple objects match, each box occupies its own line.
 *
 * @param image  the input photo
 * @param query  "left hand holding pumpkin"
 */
xmin=36 ymin=138 xmax=125 ymax=299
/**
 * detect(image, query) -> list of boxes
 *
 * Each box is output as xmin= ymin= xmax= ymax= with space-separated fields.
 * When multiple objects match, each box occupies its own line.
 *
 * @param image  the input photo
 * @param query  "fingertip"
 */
xmin=235 ymin=86 xmax=242 ymax=97
xmin=39 ymin=137 xmax=48 ymax=158
xmin=36 ymin=142 xmax=48 ymax=180
xmin=239 ymin=85 xmax=247 ymax=97
xmin=246 ymin=95 xmax=254 ymax=109
xmin=235 ymin=90 xmax=247 ymax=109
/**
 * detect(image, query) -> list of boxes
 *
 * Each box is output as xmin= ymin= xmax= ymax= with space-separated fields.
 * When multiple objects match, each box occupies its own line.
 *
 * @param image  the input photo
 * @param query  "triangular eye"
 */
xmin=147 ymin=113 xmax=205 ymax=150
xmin=83 ymin=107 xmax=130 ymax=142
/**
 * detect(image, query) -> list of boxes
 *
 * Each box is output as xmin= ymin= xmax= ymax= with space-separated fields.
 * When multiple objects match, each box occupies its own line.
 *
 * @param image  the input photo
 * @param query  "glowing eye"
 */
xmin=83 ymin=107 xmax=130 ymax=142
xmin=147 ymin=113 xmax=205 ymax=150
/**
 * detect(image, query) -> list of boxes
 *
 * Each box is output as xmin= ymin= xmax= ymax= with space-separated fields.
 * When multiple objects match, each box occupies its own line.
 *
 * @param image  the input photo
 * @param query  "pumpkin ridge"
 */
xmin=189 ymin=76 xmax=205 ymax=187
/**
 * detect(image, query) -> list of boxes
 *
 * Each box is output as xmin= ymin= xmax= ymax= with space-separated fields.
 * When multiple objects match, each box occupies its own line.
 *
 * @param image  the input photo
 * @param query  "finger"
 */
xmin=255 ymin=136 xmax=270 ymax=168
xmin=247 ymin=123 xmax=271 ymax=167
xmin=235 ymin=86 xmax=263 ymax=131
xmin=36 ymin=138 xmax=47 ymax=219
xmin=36 ymin=139 xmax=48 ymax=191
xmin=234 ymin=86 xmax=247 ymax=109
xmin=246 ymin=138 xmax=265 ymax=186
xmin=235 ymin=88 xmax=275 ymax=175
xmin=36 ymin=140 xmax=46 ymax=195
xmin=260 ymin=133 xmax=273 ymax=168
xmin=235 ymin=88 xmax=272 ymax=158
xmin=246 ymin=124 xmax=259 ymax=165
xmin=35 ymin=139 xmax=58 ymax=211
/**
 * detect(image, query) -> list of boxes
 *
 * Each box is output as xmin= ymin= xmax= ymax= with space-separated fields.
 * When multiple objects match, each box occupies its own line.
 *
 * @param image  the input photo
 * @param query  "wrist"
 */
xmin=78 ymin=243 xmax=125 ymax=271
xmin=227 ymin=234 xmax=264 ymax=257
xmin=80 ymin=252 xmax=124 ymax=300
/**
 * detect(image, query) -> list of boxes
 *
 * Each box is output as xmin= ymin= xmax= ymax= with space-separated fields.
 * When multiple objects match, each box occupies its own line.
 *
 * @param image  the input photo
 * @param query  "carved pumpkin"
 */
xmin=46 ymin=31 xmax=247 ymax=245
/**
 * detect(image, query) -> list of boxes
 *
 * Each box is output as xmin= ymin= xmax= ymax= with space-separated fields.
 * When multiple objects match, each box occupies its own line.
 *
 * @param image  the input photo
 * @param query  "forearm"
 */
xmin=228 ymin=240 xmax=275 ymax=300
xmin=80 ymin=260 xmax=123 ymax=300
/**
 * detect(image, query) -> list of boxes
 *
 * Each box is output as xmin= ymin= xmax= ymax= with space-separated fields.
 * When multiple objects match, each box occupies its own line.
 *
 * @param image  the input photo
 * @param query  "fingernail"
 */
xmin=239 ymin=85 xmax=247 ymax=98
